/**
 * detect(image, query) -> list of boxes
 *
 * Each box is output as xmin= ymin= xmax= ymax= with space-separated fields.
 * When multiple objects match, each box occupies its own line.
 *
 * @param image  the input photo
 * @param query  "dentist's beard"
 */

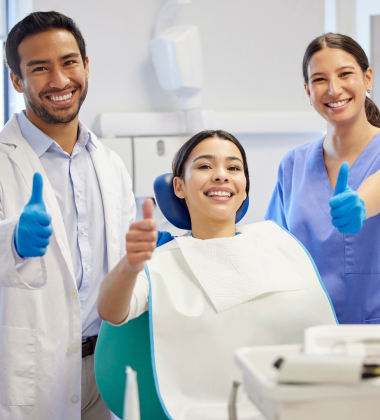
xmin=23 ymin=80 xmax=88 ymax=125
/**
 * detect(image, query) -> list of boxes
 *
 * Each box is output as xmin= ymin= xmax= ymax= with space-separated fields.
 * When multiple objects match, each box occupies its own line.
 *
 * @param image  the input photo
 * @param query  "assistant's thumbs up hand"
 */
xmin=125 ymin=199 xmax=157 ymax=272
xmin=333 ymin=162 xmax=350 ymax=196
xmin=329 ymin=162 xmax=366 ymax=234
xmin=15 ymin=173 xmax=53 ymax=258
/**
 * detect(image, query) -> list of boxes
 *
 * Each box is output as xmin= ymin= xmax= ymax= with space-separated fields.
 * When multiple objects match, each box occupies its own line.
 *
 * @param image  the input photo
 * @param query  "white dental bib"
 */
xmin=145 ymin=221 xmax=337 ymax=420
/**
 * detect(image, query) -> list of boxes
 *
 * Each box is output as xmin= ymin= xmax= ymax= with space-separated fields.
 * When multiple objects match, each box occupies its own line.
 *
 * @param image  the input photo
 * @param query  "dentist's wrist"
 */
xmin=12 ymin=226 xmax=28 ymax=262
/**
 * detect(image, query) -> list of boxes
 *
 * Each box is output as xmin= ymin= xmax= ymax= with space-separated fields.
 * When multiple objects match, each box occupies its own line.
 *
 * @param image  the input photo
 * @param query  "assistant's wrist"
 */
xmin=359 ymin=197 xmax=367 ymax=222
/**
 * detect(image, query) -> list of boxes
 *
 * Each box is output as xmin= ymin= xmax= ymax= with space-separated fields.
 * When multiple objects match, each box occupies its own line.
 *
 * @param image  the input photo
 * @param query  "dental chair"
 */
xmin=94 ymin=173 xmax=249 ymax=419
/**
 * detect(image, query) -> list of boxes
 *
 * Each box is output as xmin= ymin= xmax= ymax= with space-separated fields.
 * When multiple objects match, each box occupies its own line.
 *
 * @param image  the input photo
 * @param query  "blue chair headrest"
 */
xmin=153 ymin=173 xmax=249 ymax=230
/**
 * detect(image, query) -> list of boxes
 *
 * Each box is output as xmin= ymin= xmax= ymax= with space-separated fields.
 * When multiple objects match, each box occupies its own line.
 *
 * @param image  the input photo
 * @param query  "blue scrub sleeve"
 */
xmin=265 ymin=161 xmax=289 ymax=230
xmin=156 ymin=231 xmax=175 ymax=247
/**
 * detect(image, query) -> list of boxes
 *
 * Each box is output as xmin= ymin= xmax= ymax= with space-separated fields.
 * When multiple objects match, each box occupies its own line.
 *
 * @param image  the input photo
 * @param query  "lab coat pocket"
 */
xmin=0 ymin=326 xmax=36 ymax=406
xmin=345 ymin=216 xmax=380 ymax=274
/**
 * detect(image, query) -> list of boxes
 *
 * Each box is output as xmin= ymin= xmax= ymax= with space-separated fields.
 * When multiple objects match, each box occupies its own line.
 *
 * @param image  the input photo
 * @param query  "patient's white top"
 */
xmin=122 ymin=223 xmax=336 ymax=323
xmin=127 ymin=272 xmax=149 ymax=321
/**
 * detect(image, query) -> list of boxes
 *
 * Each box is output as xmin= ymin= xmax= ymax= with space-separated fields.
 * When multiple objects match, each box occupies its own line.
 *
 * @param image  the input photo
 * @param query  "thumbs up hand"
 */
xmin=125 ymin=199 xmax=157 ymax=272
xmin=15 ymin=173 xmax=53 ymax=258
xmin=329 ymin=162 xmax=366 ymax=234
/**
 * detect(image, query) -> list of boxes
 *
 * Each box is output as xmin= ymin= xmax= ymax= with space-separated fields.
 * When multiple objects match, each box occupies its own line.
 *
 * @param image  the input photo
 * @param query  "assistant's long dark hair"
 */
xmin=172 ymin=130 xmax=250 ymax=208
xmin=303 ymin=33 xmax=380 ymax=128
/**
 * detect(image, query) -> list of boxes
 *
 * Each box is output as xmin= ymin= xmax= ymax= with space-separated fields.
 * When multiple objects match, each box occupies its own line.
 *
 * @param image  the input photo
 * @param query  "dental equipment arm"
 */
xmin=97 ymin=199 xmax=157 ymax=325
xmin=151 ymin=0 xmax=203 ymax=134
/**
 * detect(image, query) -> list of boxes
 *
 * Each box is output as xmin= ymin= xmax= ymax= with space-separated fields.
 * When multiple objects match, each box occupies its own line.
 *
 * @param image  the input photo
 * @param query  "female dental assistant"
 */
xmin=266 ymin=33 xmax=380 ymax=325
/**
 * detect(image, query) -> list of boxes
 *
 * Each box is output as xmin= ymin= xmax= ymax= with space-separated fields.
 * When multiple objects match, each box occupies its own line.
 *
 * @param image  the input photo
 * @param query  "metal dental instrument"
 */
xmin=228 ymin=380 xmax=240 ymax=420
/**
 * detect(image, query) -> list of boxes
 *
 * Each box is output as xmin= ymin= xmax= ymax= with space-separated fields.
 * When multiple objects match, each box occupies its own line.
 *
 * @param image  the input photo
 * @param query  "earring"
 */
xmin=310 ymin=100 xmax=313 ymax=106
xmin=367 ymin=87 xmax=372 ymax=94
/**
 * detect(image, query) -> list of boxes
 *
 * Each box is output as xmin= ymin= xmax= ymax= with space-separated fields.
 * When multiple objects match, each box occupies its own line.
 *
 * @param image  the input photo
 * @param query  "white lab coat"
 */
xmin=0 ymin=115 xmax=135 ymax=420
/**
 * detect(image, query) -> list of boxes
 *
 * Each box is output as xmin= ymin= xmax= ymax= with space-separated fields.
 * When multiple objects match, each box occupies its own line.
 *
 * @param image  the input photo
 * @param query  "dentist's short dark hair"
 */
xmin=172 ymin=130 xmax=250 ymax=208
xmin=4 ymin=11 xmax=86 ymax=79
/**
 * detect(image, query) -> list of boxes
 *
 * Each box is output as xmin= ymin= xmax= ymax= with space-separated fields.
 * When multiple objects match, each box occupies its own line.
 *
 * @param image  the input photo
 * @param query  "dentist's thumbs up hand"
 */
xmin=126 ymin=199 xmax=157 ymax=272
xmin=329 ymin=162 xmax=366 ymax=234
xmin=15 ymin=173 xmax=53 ymax=258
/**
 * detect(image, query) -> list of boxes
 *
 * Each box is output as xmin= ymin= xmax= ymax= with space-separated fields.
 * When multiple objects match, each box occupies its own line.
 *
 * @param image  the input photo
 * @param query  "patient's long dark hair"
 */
xmin=172 ymin=130 xmax=250 ymax=208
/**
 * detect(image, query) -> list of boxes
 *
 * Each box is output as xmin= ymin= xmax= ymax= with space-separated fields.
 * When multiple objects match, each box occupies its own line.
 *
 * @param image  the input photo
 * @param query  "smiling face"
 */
xmin=10 ymin=29 xmax=89 ymax=125
xmin=173 ymin=137 xmax=247 ymax=226
xmin=305 ymin=47 xmax=372 ymax=126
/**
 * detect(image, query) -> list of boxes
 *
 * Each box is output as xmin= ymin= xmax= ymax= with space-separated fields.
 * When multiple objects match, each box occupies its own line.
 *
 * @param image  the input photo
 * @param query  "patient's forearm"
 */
xmin=98 ymin=256 xmax=139 ymax=325
xmin=357 ymin=171 xmax=380 ymax=219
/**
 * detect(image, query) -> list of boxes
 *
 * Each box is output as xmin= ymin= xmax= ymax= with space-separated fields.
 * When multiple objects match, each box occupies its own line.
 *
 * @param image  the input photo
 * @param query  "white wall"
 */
xmin=33 ymin=0 xmax=177 ymax=130
xmin=356 ymin=0 xmax=380 ymax=60
xmin=31 ymin=0 xmax=326 ymax=224
xmin=371 ymin=14 xmax=380 ymax=108
xmin=175 ymin=0 xmax=324 ymax=113
xmin=238 ymin=132 xmax=323 ymax=224
xmin=33 ymin=0 xmax=325 ymax=130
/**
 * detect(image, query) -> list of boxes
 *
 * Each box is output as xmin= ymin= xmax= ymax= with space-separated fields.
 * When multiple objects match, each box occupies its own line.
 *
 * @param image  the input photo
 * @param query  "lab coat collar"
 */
xmin=0 ymin=114 xmax=26 ymax=147
xmin=17 ymin=111 xmax=54 ymax=157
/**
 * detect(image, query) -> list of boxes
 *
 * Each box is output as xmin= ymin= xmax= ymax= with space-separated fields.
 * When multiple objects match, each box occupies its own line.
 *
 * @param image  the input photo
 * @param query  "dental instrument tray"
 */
xmin=235 ymin=344 xmax=380 ymax=420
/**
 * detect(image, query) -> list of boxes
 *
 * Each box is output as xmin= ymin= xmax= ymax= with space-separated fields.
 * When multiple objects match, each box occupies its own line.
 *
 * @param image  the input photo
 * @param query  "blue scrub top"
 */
xmin=265 ymin=134 xmax=380 ymax=325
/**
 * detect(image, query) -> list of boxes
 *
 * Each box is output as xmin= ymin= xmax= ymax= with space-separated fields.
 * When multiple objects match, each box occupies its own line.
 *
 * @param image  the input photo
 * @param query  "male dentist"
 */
xmin=0 ymin=11 xmax=135 ymax=420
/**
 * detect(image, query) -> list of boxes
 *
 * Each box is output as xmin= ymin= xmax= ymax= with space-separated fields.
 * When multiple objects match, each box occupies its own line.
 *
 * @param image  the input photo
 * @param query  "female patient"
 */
xmin=98 ymin=130 xmax=336 ymax=419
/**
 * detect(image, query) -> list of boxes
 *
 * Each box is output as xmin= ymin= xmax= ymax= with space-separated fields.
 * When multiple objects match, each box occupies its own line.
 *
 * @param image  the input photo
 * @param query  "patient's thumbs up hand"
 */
xmin=126 ymin=199 xmax=157 ymax=272
xmin=143 ymin=198 xmax=154 ymax=220
xmin=329 ymin=163 xmax=366 ymax=234
xmin=15 ymin=173 xmax=53 ymax=258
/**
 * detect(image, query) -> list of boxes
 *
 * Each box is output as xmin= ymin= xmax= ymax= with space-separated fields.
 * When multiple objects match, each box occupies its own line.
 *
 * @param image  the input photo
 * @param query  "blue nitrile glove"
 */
xmin=329 ymin=162 xmax=366 ymax=234
xmin=14 ymin=173 xmax=53 ymax=258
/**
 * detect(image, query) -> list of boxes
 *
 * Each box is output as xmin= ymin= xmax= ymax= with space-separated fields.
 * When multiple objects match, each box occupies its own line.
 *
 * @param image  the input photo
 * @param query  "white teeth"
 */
xmin=207 ymin=191 xmax=231 ymax=197
xmin=327 ymin=99 xmax=350 ymax=108
xmin=50 ymin=92 xmax=73 ymax=102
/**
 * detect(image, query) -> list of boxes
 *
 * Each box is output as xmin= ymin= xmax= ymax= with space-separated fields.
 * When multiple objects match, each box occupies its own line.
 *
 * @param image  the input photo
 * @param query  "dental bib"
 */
xmin=175 ymin=231 xmax=308 ymax=313
xmin=145 ymin=221 xmax=337 ymax=420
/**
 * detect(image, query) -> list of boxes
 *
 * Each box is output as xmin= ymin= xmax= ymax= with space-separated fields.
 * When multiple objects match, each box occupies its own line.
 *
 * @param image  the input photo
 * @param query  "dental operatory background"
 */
xmin=1 ymin=0 xmax=380 ymax=234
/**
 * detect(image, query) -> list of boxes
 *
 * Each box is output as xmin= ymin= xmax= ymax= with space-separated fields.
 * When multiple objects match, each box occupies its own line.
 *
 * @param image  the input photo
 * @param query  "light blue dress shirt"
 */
xmin=16 ymin=111 xmax=108 ymax=339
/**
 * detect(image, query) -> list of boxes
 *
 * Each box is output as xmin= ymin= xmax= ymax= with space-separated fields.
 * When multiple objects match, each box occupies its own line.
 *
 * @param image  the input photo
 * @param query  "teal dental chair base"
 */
xmin=94 ymin=312 xmax=168 ymax=419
